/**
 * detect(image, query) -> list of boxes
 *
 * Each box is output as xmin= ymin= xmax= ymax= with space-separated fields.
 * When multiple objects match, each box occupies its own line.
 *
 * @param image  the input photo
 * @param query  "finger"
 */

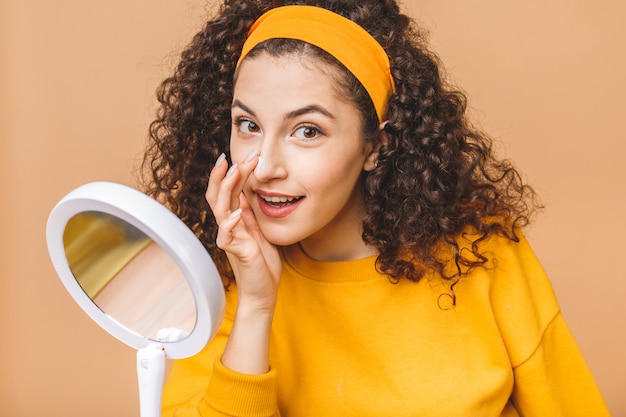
xmin=209 ymin=150 xmax=259 ymax=222
xmin=228 ymin=149 xmax=259 ymax=210
xmin=238 ymin=193 xmax=275 ymax=264
xmin=215 ymin=208 xmax=243 ymax=250
xmin=239 ymin=192 xmax=259 ymax=232
xmin=211 ymin=162 xmax=242 ymax=222
xmin=206 ymin=153 xmax=228 ymax=208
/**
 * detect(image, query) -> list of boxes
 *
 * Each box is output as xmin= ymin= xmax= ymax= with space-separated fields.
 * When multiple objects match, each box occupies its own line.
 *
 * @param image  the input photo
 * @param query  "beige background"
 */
xmin=1 ymin=0 xmax=624 ymax=415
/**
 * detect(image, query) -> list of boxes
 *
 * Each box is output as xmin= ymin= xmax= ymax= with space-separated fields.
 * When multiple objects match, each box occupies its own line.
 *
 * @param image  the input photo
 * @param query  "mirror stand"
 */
xmin=137 ymin=343 xmax=166 ymax=417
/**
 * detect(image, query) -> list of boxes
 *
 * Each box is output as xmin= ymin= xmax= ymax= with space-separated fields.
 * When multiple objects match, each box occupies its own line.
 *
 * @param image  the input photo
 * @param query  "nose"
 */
xmin=254 ymin=135 xmax=287 ymax=182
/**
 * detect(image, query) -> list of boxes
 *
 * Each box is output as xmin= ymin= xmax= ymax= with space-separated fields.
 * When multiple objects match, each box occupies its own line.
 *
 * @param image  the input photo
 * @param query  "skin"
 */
xmin=205 ymin=53 xmax=382 ymax=374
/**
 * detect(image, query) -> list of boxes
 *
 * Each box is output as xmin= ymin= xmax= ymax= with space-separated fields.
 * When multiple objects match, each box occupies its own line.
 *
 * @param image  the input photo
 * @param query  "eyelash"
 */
xmin=233 ymin=118 xmax=324 ymax=143
xmin=292 ymin=124 xmax=323 ymax=141
xmin=234 ymin=118 xmax=260 ymax=134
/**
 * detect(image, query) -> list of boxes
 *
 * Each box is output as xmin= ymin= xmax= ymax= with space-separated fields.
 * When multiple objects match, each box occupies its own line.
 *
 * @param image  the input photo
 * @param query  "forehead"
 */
xmin=233 ymin=53 xmax=350 ymax=106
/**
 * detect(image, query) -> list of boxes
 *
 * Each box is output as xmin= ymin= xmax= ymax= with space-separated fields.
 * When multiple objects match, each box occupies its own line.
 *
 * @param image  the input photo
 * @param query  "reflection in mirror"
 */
xmin=63 ymin=211 xmax=196 ymax=342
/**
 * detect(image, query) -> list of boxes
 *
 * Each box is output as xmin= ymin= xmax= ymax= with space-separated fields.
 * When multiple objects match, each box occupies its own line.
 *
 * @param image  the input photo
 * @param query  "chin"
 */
xmin=258 ymin=224 xmax=303 ymax=247
xmin=264 ymin=234 xmax=300 ymax=248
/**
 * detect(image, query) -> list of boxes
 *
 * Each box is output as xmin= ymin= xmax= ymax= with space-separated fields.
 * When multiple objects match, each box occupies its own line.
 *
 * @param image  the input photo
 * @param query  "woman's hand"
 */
xmin=206 ymin=150 xmax=281 ymax=374
xmin=206 ymin=151 xmax=282 ymax=311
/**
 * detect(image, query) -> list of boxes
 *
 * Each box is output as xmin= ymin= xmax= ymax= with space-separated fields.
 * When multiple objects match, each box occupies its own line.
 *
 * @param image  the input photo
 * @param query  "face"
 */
xmin=230 ymin=53 xmax=379 ymax=260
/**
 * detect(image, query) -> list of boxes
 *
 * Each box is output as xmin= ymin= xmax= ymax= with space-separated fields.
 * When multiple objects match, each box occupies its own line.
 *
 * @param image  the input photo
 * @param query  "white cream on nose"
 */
xmin=254 ymin=156 xmax=265 ymax=176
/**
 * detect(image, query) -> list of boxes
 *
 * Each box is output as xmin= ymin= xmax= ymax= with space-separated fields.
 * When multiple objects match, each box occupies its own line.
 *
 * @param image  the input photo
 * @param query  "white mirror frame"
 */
xmin=46 ymin=181 xmax=225 ymax=359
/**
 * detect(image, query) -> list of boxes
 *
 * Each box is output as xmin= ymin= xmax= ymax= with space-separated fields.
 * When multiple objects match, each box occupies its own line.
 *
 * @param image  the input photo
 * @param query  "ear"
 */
xmin=363 ymin=121 xmax=389 ymax=172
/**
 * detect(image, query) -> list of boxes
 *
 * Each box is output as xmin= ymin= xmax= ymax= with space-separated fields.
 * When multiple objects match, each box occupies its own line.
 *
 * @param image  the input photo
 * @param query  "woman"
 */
xmin=142 ymin=1 xmax=609 ymax=415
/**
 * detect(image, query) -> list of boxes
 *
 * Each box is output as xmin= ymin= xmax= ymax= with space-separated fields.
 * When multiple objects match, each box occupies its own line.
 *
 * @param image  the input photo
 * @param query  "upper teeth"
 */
xmin=262 ymin=195 xmax=296 ymax=203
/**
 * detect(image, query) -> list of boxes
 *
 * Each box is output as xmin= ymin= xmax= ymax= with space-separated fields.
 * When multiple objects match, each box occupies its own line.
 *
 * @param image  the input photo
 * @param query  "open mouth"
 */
xmin=259 ymin=194 xmax=303 ymax=208
xmin=255 ymin=193 xmax=304 ymax=218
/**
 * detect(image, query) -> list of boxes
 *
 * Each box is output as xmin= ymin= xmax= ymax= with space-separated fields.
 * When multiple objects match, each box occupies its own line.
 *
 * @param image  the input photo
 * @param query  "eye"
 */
xmin=236 ymin=119 xmax=261 ymax=134
xmin=292 ymin=125 xmax=321 ymax=141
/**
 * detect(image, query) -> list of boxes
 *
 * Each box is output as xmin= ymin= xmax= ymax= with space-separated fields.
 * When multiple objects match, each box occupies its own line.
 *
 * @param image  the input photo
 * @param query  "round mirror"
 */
xmin=46 ymin=181 xmax=225 ymax=359
xmin=63 ymin=211 xmax=197 ymax=341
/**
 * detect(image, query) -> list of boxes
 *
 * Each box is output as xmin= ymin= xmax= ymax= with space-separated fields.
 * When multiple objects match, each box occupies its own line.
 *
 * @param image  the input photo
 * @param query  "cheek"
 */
xmin=229 ymin=136 xmax=254 ymax=163
xmin=327 ymin=145 xmax=368 ymax=174
xmin=228 ymin=134 xmax=239 ymax=160
xmin=296 ymin=149 xmax=365 ymax=191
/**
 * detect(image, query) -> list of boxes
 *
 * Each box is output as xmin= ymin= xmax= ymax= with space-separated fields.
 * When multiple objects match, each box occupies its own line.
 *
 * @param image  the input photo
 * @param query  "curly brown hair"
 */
xmin=141 ymin=0 xmax=540 ymax=290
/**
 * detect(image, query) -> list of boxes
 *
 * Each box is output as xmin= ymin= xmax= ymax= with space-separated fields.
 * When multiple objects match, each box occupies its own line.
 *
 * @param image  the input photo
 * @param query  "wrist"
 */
xmin=236 ymin=287 xmax=278 ymax=315
xmin=222 ymin=300 xmax=275 ymax=375
xmin=235 ymin=299 xmax=276 ymax=322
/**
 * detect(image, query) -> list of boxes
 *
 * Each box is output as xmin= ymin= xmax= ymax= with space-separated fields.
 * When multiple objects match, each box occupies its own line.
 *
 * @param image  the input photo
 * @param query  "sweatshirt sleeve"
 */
xmin=511 ymin=311 xmax=610 ymax=416
xmin=486 ymin=234 xmax=610 ymax=416
xmin=161 ymin=288 xmax=281 ymax=417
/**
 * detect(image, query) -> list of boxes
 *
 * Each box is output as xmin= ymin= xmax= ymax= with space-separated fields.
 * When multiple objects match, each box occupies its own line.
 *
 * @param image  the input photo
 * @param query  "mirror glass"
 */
xmin=63 ymin=211 xmax=196 ymax=342
xmin=47 ymin=181 xmax=225 ymax=358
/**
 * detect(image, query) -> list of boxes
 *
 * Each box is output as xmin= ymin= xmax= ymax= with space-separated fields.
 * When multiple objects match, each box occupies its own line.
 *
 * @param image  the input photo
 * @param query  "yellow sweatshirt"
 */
xmin=162 ymin=235 xmax=609 ymax=416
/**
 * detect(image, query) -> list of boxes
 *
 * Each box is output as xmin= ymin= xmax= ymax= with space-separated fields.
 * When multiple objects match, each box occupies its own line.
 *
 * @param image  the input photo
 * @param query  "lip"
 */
xmin=253 ymin=190 xmax=303 ymax=218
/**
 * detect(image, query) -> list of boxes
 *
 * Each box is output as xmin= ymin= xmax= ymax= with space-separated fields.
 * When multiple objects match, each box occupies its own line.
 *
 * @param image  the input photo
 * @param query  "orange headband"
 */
xmin=237 ymin=5 xmax=395 ymax=123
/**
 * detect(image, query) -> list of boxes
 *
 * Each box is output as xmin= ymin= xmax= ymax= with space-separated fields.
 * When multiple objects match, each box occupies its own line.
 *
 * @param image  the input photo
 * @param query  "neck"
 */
xmin=298 ymin=201 xmax=378 ymax=262
xmin=298 ymin=238 xmax=378 ymax=262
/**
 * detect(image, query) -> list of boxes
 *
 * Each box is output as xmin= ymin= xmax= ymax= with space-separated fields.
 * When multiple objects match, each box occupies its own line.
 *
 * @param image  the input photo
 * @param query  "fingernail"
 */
xmin=229 ymin=208 xmax=243 ymax=219
xmin=245 ymin=149 xmax=259 ymax=162
xmin=226 ymin=163 xmax=238 ymax=177
xmin=215 ymin=153 xmax=226 ymax=167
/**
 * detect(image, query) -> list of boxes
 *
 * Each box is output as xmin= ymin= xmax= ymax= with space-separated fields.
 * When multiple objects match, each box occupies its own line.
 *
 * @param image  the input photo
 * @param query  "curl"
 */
xmin=141 ymin=0 xmax=541 ymax=290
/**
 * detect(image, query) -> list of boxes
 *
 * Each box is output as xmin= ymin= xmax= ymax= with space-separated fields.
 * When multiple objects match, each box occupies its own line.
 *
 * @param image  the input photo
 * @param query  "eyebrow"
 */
xmin=232 ymin=99 xmax=336 ymax=121
xmin=284 ymin=105 xmax=336 ymax=121
xmin=232 ymin=99 xmax=257 ymax=117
